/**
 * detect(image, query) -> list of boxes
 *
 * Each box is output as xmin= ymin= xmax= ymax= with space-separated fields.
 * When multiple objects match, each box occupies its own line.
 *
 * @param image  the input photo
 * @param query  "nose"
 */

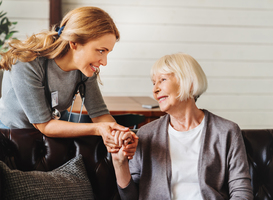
xmin=153 ymin=82 xmax=160 ymax=94
xmin=99 ymin=55 xmax=107 ymax=66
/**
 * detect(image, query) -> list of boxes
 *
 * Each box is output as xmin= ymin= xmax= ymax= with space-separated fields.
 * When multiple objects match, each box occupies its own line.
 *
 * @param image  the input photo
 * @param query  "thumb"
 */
xmin=132 ymin=133 xmax=139 ymax=140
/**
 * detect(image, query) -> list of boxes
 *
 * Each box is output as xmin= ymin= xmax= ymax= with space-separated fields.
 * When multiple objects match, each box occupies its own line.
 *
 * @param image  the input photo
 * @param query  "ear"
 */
xmin=69 ymin=41 xmax=77 ymax=50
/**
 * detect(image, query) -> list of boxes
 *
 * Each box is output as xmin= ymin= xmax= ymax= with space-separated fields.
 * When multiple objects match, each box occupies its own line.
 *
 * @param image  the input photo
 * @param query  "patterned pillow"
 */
xmin=0 ymin=155 xmax=94 ymax=200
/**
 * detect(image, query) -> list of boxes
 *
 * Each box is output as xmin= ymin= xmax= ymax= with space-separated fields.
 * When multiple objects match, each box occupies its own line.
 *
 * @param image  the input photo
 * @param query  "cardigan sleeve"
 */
xmin=117 ymin=178 xmax=139 ymax=200
xmin=227 ymin=126 xmax=253 ymax=200
xmin=117 ymin=126 xmax=143 ymax=200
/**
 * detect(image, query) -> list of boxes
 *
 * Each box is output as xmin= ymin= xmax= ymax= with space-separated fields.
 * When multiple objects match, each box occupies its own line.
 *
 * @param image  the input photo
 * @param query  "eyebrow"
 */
xmin=101 ymin=47 xmax=111 ymax=52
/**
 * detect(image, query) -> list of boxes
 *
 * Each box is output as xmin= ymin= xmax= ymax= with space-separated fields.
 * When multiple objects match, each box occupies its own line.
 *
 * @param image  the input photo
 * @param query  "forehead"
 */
xmin=86 ymin=34 xmax=116 ymax=49
xmin=152 ymin=72 xmax=175 ymax=80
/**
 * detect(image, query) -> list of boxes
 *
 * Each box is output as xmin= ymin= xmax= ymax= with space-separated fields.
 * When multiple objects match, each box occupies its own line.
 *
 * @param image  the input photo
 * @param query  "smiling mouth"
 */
xmin=90 ymin=65 xmax=97 ymax=72
xmin=158 ymin=96 xmax=167 ymax=103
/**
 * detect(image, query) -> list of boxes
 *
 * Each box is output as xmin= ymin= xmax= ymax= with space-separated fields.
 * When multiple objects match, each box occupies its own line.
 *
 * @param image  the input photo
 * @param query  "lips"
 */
xmin=158 ymin=96 xmax=167 ymax=103
xmin=90 ymin=64 xmax=98 ymax=72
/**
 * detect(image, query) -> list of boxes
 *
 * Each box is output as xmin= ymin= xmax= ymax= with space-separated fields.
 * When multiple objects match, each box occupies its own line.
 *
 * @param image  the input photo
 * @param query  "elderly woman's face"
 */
xmin=152 ymin=73 xmax=180 ymax=113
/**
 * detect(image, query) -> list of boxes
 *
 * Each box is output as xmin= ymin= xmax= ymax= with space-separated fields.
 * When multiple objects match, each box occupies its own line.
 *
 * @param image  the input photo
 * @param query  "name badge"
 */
xmin=51 ymin=91 xmax=58 ymax=108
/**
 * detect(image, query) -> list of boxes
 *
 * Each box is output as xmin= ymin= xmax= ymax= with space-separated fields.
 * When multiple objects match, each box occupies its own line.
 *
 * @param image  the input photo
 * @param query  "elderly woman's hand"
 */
xmin=123 ymin=132 xmax=138 ymax=160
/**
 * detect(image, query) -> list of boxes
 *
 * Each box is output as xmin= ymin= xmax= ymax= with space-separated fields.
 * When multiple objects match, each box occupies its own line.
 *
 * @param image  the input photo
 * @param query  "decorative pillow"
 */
xmin=0 ymin=155 xmax=94 ymax=200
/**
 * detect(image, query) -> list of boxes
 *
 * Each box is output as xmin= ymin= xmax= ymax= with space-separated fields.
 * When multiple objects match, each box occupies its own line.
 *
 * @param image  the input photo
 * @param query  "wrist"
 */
xmin=91 ymin=122 xmax=103 ymax=136
xmin=112 ymin=157 xmax=128 ymax=168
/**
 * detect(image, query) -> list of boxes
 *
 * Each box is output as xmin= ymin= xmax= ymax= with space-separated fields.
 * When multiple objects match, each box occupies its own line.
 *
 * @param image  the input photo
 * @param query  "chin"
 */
xmin=159 ymin=106 xmax=166 ymax=113
xmin=83 ymin=71 xmax=94 ymax=77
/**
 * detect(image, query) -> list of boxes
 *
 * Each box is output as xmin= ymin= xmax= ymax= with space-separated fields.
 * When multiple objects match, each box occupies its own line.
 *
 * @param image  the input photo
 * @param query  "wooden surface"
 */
xmin=70 ymin=96 xmax=165 ymax=124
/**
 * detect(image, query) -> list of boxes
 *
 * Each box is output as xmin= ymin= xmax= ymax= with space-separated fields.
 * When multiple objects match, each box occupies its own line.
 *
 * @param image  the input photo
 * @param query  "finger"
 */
xmin=108 ymin=148 xmax=120 ymax=153
xmin=105 ymin=142 xmax=120 ymax=149
xmin=111 ymin=130 xmax=115 ymax=136
xmin=122 ymin=132 xmax=132 ymax=146
xmin=123 ymin=147 xmax=136 ymax=153
xmin=123 ymin=151 xmax=135 ymax=157
xmin=132 ymin=132 xmax=139 ymax=139
xmin=123 ymin=138 xmax=129 ymax=146
xmin=114 ymin=131 xmax=123 ymax=147
xmin=125 ymin=139 xmax=138 ymax=149
xmin=122 ymin=132 xmax=132 ymax=141
xmin=129 ymin=132 xmax=139 ymax=141
xmin=113 ymin=130 xmax=118 ymax=145
xmin=118 ymin=131 xmax=125 ymax=147
xmin=106 ymin=146 xmax=119 ymax=153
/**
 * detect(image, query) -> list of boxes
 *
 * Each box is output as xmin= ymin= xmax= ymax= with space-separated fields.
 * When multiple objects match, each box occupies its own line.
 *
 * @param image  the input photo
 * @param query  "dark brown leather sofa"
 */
xmin=0 ymin=128 xmax=273 ymax=200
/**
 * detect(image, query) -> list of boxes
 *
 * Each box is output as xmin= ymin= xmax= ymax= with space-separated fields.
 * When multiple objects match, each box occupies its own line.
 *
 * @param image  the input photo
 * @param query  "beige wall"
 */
xmin=2 ymin=0 xmax=273 ymax=129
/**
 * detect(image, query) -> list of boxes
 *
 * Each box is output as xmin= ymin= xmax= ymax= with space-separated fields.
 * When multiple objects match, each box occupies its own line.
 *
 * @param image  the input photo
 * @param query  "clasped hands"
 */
xmin=109 ymin=129 xmax=138 ymax=160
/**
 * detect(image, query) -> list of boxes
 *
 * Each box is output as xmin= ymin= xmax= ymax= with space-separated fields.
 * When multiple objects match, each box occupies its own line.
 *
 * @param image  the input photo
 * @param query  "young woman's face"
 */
xmin=152 ymin=73 xmax=181 ymax=114
xmin=71 ymin=33 xmax=117 ymax=77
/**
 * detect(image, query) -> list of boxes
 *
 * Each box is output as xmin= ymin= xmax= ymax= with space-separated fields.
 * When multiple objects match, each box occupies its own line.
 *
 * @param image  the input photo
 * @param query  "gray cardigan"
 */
xmin=118 ymin=110 xmax=253 ymax=200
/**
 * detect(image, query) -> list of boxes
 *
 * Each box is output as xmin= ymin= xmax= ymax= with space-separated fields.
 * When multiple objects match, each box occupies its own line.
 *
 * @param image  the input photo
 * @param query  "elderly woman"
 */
xmin=112 ymin=53 xmax=253 ymax=200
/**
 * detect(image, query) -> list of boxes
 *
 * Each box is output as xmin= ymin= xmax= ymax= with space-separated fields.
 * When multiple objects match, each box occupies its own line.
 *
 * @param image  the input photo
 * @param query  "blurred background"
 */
xmin=1 ymin=0 xmax=273 ymax=129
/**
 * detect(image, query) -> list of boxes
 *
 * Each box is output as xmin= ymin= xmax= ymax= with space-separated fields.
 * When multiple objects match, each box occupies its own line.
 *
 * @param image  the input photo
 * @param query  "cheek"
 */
xmin=153 ymin=92 xmax=157 ymax=99
xmin=73 ymin=49 xmax=85 ymax=63
xmin=91 ymin=53 xmax=102 ymax=63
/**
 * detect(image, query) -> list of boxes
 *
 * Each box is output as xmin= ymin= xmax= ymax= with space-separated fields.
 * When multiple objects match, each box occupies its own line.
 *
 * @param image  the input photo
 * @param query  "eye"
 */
xmin=98 ymin=49 xmax=105 ymax=54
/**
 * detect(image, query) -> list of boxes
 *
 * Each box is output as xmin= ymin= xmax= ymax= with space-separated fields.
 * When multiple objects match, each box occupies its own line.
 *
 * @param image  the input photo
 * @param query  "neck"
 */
xmin=169 ymin=98 xmax=204 ymax=132
xmin=54 ymin=50 xmax=75 ymax=72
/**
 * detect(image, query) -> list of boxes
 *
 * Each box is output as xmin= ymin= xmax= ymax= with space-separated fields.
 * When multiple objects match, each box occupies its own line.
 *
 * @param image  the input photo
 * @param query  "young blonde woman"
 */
xmin=0 ymin=6 xmax=137 ymax=157
xmin=112 ymin=53 xmax=253 ymax=199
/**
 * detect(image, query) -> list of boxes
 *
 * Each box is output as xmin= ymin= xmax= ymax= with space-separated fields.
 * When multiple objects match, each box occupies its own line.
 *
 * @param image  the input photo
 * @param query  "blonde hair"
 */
xmin=151 ymin=52 xmax=207 ymax=101
xmin=0 ymin=6 xmax=120 ymax=70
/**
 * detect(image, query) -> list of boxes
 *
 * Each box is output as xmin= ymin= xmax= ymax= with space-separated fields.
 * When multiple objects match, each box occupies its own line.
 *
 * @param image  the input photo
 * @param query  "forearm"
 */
xmin=34 ymin=114 xmax=117 ymax=138
xmin=112 ymin=155 xmax=132 ymax=188
xmin=34 ymin=119 xmax=101 ymax=138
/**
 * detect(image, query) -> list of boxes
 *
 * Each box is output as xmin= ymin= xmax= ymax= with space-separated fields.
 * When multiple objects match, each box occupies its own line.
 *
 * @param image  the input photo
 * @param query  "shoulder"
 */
xmin=11 ymin=57 xmax=46 ymax=80
xmin=206 ymin=109 xmax=240 ymax=129
xmin=203 ymin=109 xmax=241 ymax=137
xmin=13 ymin=57 xmax=45 ymax=69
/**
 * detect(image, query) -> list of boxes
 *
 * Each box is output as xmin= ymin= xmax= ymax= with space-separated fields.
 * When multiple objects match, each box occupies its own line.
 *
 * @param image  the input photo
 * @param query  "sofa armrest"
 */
xmin=242 ymin=129 xmax=273 ymax=200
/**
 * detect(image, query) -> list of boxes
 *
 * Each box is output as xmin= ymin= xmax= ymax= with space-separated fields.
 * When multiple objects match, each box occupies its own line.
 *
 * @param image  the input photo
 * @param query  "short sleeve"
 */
xmin=10 ymin=59 xmax=52 ymax=124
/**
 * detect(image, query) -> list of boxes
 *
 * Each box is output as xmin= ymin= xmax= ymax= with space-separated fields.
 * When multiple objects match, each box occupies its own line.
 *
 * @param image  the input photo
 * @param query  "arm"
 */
xmin=34 ymin=114 xmax=129 ymax=150
xmin=112 ymin=146 xmax=132 ymax=188
xmin=228 ymin=128 xmax=253 ymax=200
xmin=111 ymin=131 xmax=139 ymax=200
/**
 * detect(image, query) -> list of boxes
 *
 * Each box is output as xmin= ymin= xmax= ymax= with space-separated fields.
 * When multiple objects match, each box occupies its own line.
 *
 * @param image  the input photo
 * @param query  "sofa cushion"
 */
xmin=0 ymin=154 xmax=94 ymax=200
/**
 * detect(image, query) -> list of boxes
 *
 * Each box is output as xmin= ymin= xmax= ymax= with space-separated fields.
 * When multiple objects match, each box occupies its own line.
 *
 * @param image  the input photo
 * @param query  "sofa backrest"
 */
xmin=1 ymin=128 xmax=273 ymax=200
